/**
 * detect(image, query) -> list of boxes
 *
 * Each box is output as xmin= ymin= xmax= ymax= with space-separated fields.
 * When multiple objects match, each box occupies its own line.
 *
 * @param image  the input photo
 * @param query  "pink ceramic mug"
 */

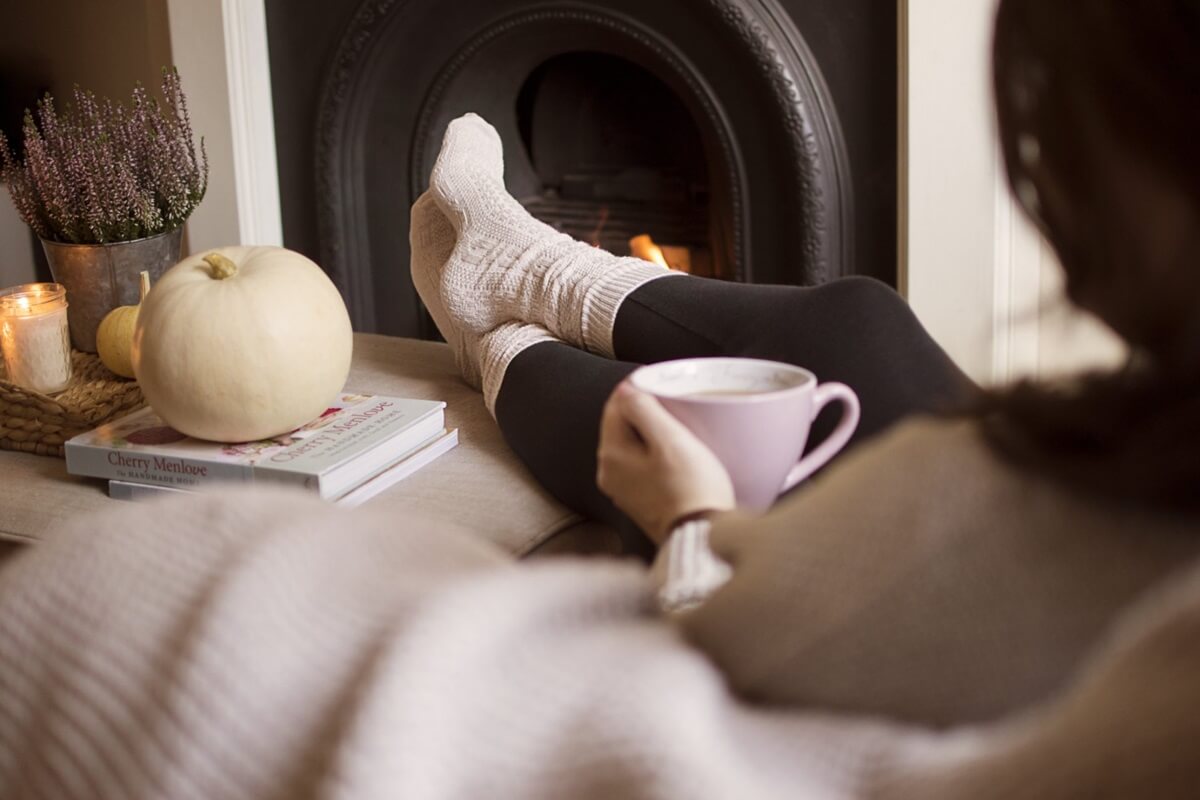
xmin=629 ymin=357 xmax=860 ymax=511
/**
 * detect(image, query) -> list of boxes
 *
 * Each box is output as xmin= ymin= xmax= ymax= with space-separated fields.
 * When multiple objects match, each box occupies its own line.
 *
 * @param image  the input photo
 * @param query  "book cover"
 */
xmin=67 ymin=393 xmax=445 ymax=498
xmin=108 ymin=428 xmax=459 ymax=507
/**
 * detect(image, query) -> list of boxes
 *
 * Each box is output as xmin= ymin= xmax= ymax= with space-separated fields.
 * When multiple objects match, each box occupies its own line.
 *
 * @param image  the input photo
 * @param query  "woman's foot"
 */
xmin=410 ymin=191 xmax=558 ymax=415
xmin=429 ymin=113 xmax=679 ymax=357
xmin=410 ymin=191 xmax=482 ymax=388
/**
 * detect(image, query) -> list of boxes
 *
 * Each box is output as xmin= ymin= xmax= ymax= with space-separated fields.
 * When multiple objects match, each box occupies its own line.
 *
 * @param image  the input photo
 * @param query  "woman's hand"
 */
xmin=597 ymin=382 xmax=736 ymax=544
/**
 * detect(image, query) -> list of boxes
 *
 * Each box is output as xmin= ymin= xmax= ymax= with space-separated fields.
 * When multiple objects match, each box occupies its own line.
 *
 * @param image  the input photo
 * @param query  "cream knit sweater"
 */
xmin=2 ymin=418 xmax=1199 ymax=798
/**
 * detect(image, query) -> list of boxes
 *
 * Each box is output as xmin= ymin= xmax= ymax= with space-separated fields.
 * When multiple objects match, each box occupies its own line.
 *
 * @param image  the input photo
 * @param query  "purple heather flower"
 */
xmin=0 ymin=69 xmax=208 ymax=244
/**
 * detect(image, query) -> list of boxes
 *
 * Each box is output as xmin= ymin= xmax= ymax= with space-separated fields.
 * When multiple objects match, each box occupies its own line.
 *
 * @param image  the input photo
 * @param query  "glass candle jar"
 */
xmin=0 ymin=283 xmax=72 ymax=395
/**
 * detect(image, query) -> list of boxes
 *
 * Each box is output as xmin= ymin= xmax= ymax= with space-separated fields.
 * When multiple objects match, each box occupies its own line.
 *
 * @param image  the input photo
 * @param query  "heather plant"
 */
xmin=0 ymin=68 xmax=207 ymax=245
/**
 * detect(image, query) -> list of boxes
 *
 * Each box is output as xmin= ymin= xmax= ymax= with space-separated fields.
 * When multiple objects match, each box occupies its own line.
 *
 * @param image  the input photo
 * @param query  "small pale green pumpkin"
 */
xmin=96 ymin=271 xmax=151 ymax=379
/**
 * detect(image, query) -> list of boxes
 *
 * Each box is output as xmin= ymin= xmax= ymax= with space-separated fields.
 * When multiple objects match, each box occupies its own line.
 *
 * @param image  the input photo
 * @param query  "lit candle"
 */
xmin=0 ymin=283 xmax=72 ymax=395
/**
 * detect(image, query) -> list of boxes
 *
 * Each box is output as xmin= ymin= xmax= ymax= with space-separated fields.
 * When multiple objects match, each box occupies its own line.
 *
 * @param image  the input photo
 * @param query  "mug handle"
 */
xmin=781 ymin=382 xmax=860 ymax=491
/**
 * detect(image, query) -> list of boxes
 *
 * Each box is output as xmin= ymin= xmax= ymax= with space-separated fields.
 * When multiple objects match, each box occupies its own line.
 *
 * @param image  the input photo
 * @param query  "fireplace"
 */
xmin=276 ymin=0 xmax=894 ymax=337
xmin=515 ymin=52 xmax=719 ymax=278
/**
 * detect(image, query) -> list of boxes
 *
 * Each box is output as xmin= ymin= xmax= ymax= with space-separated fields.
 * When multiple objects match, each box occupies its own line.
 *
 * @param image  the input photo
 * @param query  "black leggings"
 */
xmin=494 ymin=276 xmax=974 ymax=555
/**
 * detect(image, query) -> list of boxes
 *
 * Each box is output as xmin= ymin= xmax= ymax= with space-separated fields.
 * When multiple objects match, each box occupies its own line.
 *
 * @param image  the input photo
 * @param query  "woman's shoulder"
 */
xmin=796 ymin=413 xmax=1198 ymax=539
xmin=815 ymin=414 xmax=1009 ymax=499
xmin=855 ymin=414 xmax=989 ymax=462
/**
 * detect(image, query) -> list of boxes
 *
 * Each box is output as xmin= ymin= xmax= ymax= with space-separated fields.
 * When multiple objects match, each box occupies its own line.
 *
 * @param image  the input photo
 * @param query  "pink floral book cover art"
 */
xmin=82 ymin=394 xmax=371 ymax=467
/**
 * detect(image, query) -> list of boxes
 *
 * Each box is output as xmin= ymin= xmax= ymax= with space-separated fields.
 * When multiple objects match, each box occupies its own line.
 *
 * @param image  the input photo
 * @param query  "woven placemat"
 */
xmin=0 ymin=351 xmax=145 ymax=457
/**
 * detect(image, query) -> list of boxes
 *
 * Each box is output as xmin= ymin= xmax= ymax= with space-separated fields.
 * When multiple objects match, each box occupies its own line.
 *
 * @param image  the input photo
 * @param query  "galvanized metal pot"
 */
xmin=40 ymin=227 xmax=184 ymax=353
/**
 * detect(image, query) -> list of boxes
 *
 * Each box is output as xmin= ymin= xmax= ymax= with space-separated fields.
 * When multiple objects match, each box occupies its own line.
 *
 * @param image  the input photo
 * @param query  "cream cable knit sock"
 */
xmin=430 ymin=113 xmax=681 ymax=357
xmin=411 ymin=191 xmax=559 ymax=416
xmin=411 ymin=191 xmax=482 ymax=388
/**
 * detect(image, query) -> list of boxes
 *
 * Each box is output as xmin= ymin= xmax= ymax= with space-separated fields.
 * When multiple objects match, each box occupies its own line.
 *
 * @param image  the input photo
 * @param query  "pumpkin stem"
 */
xmin=202 ymin=252 xmax=239 ymax=280
xmin=138 ymin=271 xmax=151 ymax=303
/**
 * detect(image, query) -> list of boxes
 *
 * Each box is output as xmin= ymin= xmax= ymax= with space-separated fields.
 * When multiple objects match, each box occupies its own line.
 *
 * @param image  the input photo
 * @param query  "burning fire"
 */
xmin=629 ymin=234 xmax=670 ymax=268
xmin=629 ymin=234 xmax=691 ymax=273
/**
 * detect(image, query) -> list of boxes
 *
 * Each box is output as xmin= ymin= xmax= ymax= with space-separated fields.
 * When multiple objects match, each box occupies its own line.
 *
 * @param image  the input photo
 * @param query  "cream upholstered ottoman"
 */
xmin=0 ymin=334 xmax=620 ymax=558
xmin=343 ymin=335 xmax=621 ymax=556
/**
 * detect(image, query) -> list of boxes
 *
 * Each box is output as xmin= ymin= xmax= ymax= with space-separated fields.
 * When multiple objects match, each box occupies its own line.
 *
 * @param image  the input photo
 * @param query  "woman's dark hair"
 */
xmin=984 ymin=0 xmax=1200 ymax=512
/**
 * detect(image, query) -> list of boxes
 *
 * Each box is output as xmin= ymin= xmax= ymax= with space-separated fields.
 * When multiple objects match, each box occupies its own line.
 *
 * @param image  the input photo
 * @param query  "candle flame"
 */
xmin=1 ymin=286 xmax=62 ymax=318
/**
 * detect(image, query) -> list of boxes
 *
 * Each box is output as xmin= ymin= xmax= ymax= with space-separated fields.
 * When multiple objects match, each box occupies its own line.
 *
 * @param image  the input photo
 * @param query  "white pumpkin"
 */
xmin=132 ymin=245 xmax=353 ymax=442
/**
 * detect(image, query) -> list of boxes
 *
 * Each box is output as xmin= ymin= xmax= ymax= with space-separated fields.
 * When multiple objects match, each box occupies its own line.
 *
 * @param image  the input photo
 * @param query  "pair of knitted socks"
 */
xmin=410 ymin=113 xmax=679 ymax=414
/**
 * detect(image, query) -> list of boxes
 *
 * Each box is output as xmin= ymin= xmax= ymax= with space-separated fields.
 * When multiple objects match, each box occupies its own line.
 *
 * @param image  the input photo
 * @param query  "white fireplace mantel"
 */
xmin=166 ymin=0 xmax=283 ymax=253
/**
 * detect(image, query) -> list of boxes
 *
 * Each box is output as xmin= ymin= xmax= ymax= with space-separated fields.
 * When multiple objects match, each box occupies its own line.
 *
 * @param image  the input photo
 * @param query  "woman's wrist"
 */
xmin=659 ymin=508 xmax=725 ymax=543
xmin=652 ymin=515 xmax=732 ymax=614
xmin=670 ymin=508 xmax=720 ymax=527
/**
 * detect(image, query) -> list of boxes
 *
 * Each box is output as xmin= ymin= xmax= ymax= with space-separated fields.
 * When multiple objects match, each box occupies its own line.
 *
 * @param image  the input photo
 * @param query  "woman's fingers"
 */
xmin=613 ymin=384 xmax=697 ymax=452
xmin=599 ymin=382 xmax=644 ymax=450
xmin=596 ymin=382 xmax=737 ymax=542
xmin=597 ymin=383 xmax=645 ymax=495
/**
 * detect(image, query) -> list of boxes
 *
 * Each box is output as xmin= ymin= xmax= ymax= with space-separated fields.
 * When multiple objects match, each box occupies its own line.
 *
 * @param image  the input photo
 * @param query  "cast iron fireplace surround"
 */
xmin=266 ymin=0 xmax=896 ymax=337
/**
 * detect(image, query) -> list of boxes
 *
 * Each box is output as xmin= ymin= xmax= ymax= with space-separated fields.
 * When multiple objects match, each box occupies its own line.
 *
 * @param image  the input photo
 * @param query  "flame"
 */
xmin=16 ymin=296 xmax=30 ymax=312
xmin=629 ymin=234 xmax=670 ymax=268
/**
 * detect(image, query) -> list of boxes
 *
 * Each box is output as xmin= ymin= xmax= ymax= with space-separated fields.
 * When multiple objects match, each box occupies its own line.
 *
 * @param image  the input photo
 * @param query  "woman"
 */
xmin=1 ymin=1 xmax=1197 ymax=796
xmin=408 ymin=0 xmax=1200 ymax=721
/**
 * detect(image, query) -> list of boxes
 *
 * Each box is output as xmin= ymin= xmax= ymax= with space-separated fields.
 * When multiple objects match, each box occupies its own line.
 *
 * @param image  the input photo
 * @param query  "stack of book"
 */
xmin=65 ymin=393 xmax=457 ymax=507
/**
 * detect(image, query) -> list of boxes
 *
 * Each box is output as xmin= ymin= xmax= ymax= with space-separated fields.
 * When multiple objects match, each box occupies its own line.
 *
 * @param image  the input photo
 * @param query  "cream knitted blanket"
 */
xmin=2 ymin=419 xmax=1198 ymax=798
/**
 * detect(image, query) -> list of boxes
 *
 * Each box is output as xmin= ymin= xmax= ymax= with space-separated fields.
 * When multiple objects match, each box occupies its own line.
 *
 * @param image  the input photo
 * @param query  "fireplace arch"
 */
xmin=317 ymin=0 xmax=853 ymax=336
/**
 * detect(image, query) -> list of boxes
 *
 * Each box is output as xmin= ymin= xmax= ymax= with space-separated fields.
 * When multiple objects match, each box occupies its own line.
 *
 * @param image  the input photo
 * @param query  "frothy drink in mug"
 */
xmin=629 ymin=357 xmax=860 ymax=511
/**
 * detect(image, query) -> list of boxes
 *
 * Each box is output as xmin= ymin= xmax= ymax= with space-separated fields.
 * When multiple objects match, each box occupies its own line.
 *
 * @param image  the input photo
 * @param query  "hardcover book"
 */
xmin=107 ymin=427 xmax=458 ymax=507
xmin=66 ymin=394 xmax=447 ymax=499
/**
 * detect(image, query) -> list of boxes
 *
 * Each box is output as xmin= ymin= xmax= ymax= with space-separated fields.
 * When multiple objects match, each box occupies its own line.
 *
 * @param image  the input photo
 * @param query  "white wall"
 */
xmin=901 ymin=0 xmax=1126 ymax=385
xmin=0 ymin=191 xmax=36 ymax=287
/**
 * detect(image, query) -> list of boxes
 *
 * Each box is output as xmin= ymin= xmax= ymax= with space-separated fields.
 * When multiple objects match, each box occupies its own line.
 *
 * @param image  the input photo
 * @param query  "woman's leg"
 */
xmin=613 ymin=275 xmax=976 ymax=443
xmin=493 ymin=276 xmax=974 ymax=556
xmin=494 ymin=342 xmax=651 ymax=556
xmin=494 ymin=276 xmax=975 ymax=554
